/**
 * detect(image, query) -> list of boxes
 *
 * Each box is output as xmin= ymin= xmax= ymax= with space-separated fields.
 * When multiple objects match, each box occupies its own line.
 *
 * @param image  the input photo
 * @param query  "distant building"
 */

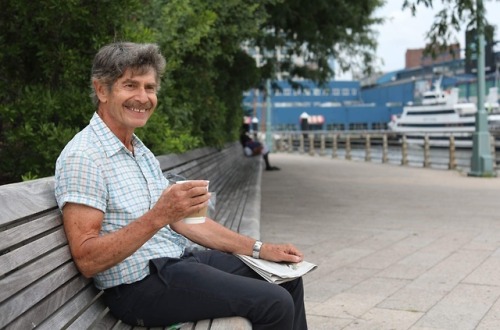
xmin=405 ymin=43 xmax=461 ymax=69
xmin=465 ymin=25 xmax=496 ymax=74
xmin=242 ymin=80 xmax=397 ymax=132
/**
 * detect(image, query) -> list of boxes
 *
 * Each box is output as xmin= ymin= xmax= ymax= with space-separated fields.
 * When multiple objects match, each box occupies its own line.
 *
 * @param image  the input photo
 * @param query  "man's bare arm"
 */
xmin=63 ymin=181 xmax=210 ymax=277
xmin=171 ymin=219 xmax=304 ymax=263
xmin=63 ymin=203 xmax=164 ymax=277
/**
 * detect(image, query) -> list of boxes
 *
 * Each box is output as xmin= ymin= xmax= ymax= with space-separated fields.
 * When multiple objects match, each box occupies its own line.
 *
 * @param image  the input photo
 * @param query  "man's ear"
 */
xmin=93 ymin=79 xmax=108 ymax=104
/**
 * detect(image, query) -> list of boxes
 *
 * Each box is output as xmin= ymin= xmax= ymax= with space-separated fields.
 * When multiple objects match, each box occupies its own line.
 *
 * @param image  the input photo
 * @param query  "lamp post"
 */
xmin=469 ymin=0 xmax=495 ymax=176
xmin=265 ymin=79 xmax=273 ymax=152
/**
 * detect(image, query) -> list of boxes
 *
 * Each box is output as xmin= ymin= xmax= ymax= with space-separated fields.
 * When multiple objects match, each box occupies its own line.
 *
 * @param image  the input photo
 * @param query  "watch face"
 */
xmin=253 ymin=241 xmax=262 ymax=258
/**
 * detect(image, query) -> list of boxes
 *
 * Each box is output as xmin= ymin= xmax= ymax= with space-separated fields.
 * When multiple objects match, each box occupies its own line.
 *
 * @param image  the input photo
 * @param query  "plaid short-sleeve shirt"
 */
xmin=55 ymin=113 xmax=187 ymax=290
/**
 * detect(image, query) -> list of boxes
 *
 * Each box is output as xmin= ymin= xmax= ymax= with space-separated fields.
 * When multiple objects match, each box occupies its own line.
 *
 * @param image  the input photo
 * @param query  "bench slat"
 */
xmin=0 ymin=227 xmax=67 ymax=277
xmin=192 ymin=319 xmax=210 ymax=330
xmin=88 ymin=311 xmax=124 ymax=330
xmin=35 ymin=281 xmax=100 ymax=329
xmin=7 ymin=277 xmax=94 ymax=330
xmin=0 ymin=245 xmax=71 ymax=304
xmin=210 ymin=317 xmax=252 ymax=330
xmin=0 ymin=177 xmax=56 ymax=226
xmin=178 ymin=322 xmax=195 ymax=330
xmin=157 ymin=147 xmax=218 ymax=172
xmin=110 ymin=320 xmax=134 ymax=330
xmin=0 ymin=262 xmax=82 ymax=328
xmin=0 ymin=209 xmax=61 ymax=251
xmin=65 ymin=294 xmax=109 ymax=330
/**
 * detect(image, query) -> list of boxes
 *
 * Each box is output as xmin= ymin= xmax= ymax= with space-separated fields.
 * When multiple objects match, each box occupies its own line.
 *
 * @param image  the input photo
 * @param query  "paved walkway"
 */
xmin=260 ymin=153 xmax=500 ymax=330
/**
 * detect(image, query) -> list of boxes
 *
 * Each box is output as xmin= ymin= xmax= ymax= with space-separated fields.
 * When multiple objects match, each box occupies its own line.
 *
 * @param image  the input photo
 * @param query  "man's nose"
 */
xmin=135 ymin=86 xmax=150 ymax=102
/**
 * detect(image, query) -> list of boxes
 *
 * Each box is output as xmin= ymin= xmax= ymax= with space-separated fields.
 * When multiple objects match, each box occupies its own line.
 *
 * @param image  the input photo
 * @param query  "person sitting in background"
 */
xmin=240 ymin=124 xmax=280 ymax=171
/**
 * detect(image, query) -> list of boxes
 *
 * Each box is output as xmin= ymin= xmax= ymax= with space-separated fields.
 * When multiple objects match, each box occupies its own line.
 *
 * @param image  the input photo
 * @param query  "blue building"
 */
xmin=243 ymin=52 xmax=500 ymax=132
xmin=242 ymin=80 xmax=400 ymax=131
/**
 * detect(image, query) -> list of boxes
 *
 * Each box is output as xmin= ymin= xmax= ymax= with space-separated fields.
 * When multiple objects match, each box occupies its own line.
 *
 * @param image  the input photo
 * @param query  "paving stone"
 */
xmin=413 ymin=283 xmax=500 ymax=329
xmin=475 ymin=296 xmax=500 ymax=329
xmin=342 ymin=308 xmax=423 ymax=330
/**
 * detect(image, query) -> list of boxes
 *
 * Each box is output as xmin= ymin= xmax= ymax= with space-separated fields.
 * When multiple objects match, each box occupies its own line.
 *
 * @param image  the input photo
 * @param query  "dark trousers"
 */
xmin=104 ymin=250 xmax=307 ymax=330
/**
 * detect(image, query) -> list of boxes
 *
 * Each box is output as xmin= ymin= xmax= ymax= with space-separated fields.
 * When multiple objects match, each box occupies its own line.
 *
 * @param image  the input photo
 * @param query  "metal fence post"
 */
xmin=309 ymin=134 xmax=315 ymax=156
xmin=382 ymin=134 xmax=388 ymax=163
xmin=364 ymin=134 xmax=371 ymax=162
xmin=320 ymin=133 xmax=326 ymax=156
xmin=490 ymin=134 xmax=497 ymax=168
xmin=299 ymin=134 xmax=304 ymax=154
xmin=345 ymin=135 xmax=351 ymax=160
xmin=331 ymin=134 xmax=337 ymax=159
xmin=423 ymin=134 xmax=430 ymax=168
xmin=401 ymin=134 xmax=408 ymax=166
xmin=449 ymin=135 xmax=457 ymax=170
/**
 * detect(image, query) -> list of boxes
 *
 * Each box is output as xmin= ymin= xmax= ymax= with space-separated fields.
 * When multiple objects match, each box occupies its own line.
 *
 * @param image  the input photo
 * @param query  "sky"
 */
xmin=338 ymin=0 xmax=500 ymax=79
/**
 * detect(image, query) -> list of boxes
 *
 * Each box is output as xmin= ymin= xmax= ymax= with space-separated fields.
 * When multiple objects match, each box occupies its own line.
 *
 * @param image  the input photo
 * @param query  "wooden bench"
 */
xmin=0 ymin=142 xmax=261 ymax=329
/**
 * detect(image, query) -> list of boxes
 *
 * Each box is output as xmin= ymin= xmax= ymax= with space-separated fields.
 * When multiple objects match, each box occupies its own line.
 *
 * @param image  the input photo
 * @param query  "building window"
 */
xmin=332 ymin=88 xmax=340 ymax=96
xmin=349 ymin=123 xmax=368 ymax=130
xmin=283 ymin=88 xmax=291 ymax=96
xmin=342 ymin=88 xmax=350 ymax=96
xmin=313 ymin=88 xmax=321 ymax=96
xmin=327 ymin=123 xmax=344 ymax=131
xmin=371 ymin=122 xmax=387 ymax=130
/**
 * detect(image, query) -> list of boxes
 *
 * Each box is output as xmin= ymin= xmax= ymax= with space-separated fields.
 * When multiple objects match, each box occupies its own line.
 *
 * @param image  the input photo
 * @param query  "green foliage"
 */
xmin=155 ymin=0 xmax=266 ymax=147
xmin=0 ymin=0 xmax=150 ymax=184
xmin=135 ymin=111 xmax=202 ymax=154
xmin=402 ymin=0 xmax=496 ymax=57
xmin=259 ymin=0 xmax=385 ymax=80
xmin=21 ymin=172 xmax=39 ymax=182
xmin=0 ymin=85 xmax=84 ymax=183
xmin=0 ymin=0 xmax=384 ymax=184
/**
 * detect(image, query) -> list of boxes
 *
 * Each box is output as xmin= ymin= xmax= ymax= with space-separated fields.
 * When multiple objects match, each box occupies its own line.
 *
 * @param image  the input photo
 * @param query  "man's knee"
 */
xmin=254 ymin=285 xmax=295 ymax=329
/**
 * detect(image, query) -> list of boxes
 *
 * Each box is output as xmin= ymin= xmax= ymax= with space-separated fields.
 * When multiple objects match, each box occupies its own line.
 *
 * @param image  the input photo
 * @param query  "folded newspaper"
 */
xmin=236 ymin=254 xmax=317 ymax=284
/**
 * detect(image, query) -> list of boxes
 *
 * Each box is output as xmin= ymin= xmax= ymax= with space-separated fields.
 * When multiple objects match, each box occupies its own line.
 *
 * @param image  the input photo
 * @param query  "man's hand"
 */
xmin=151 ymin=180 xmax=210 ymax=228
xmin=259 ymin=243 xmax=304 ymax=263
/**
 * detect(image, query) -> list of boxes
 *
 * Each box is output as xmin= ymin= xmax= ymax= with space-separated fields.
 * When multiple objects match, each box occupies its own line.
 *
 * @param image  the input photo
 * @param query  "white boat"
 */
xmin=388 ymin=77 xmax=500 ymax=147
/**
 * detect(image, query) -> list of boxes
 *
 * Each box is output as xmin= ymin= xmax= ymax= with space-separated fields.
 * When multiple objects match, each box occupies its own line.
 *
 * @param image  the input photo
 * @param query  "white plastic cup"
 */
xmin=176 ymin=180 xmax=209 ymax=224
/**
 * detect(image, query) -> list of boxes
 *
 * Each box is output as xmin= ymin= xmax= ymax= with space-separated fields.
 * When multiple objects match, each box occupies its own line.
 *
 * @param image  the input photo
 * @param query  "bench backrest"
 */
xmin=0 ymin=142 xmax=260 ymax=329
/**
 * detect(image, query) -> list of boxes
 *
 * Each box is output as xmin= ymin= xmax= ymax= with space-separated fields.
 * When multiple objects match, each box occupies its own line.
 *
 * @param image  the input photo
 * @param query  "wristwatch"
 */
xmin=252 ymin=240 xmax=263 ymax=259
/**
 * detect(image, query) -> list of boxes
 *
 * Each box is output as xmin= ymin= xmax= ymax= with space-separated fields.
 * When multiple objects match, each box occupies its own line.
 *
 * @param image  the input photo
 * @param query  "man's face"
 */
xmin=96 ymin=68 xmax=158 ymax=133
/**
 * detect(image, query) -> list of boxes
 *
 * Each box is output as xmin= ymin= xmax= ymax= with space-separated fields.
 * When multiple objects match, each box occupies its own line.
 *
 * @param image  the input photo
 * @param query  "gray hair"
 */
xmin=90 ymin=42 xmax=166 ymax=107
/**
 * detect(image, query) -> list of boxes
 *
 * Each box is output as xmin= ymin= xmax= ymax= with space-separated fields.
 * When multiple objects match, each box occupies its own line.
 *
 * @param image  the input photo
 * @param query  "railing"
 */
xmin=270 ymin=130 xmax=500 ymax=172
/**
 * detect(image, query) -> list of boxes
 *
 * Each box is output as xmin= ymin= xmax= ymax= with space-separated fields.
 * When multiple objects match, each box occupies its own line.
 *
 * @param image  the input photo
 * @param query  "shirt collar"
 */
xmin=89 ymin=112 xmax=147 ymax=158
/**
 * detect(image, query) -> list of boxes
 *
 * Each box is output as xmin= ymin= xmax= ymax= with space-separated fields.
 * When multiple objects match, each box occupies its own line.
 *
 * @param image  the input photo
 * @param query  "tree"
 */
xmin=0 ymin=0 xmax=150 ymax=184
xmin=402 ymin=0 xmax=498 ymax=56
xmin=149 ymin=0 xmax=268 ymax=148
xmin=0 ymin=0 xmax=385 ymax=184
xmin=255 ymin=0 xmax=385 ymax=82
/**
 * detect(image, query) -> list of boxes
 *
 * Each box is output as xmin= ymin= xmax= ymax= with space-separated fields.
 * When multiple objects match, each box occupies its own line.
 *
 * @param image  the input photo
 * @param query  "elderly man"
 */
xmin=55 ymin=42 xmax=307 ymax=329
